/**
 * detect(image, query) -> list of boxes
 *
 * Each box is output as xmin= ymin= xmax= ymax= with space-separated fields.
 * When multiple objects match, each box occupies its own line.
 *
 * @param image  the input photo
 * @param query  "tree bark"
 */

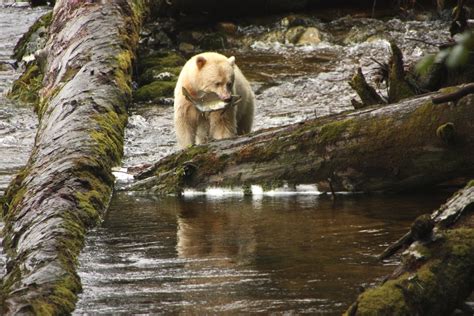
xmin=130 ymin=86 xmax=474 ymax=195
xmin=1 ymin=1 xmax=145 ymax=314
xmin=346 ymin=183 xmax=474 ymax=315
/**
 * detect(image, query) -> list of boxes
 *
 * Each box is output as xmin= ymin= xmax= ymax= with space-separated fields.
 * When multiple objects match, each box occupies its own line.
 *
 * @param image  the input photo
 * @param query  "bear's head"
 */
xmin=190 ymin=53 xmax=236 ymax=102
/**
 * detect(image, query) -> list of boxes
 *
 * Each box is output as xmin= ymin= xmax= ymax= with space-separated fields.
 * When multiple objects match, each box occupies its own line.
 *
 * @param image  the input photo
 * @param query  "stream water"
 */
xmin=74 ymin=192 xmax=450 ymax=314
xmin=0 ymin=5 xmax=464 ymax=315
xmin=0 ymin=5 xmax=47 ymax=193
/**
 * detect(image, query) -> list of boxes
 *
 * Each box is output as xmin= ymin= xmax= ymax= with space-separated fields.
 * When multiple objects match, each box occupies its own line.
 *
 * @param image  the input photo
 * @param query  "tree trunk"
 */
xmin=1 ymin=1 xmax=145 ymax=314
xmin=130 ymin=87 xmax=474 ymax=195
xmin=346 ymin=183 xmax=474 ymax=315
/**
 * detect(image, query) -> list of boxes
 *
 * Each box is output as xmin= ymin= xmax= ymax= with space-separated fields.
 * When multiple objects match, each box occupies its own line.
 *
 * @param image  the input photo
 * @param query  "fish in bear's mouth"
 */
xmin=182 ymin=87 xmax=241 ymax=112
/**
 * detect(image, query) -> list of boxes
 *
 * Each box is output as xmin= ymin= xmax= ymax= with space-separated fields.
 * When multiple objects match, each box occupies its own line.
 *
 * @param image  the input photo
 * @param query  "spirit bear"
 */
xmin=173 ymin=52 xmax=255 ymax=148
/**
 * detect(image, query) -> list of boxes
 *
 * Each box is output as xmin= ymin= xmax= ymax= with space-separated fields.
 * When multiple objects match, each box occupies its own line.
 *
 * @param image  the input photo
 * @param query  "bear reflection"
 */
xmin=176 ymin=198 xmax=257 ymax=266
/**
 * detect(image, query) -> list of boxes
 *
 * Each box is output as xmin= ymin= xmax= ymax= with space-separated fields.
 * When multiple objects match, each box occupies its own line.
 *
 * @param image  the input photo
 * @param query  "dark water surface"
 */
xmin=75 ymin=192 xmax=450 ymax=314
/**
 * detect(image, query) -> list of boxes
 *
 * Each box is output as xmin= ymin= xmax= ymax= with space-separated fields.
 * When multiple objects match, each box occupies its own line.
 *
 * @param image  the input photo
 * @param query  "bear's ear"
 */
xmin=228 ymin=56 xmax=235 ymax=66
xmin=196 ymin=56 xmax=207 ymax=70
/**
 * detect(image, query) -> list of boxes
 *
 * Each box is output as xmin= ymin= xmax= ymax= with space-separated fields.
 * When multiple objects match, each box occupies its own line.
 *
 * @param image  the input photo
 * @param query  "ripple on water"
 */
xmin=75 ymin=193 xmax=450 ymax=314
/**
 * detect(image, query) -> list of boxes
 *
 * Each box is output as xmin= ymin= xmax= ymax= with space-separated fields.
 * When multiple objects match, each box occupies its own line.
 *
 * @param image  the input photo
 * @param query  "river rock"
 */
xmin=296 ymin=27 xmax=321 ymax=46
xmin=216 ymin=22 xmax=238 ymax=35
xmin=179 ymin=42 xmax=195 ymax=54
xmin=281 ymin=15 xmax=312 ymax=28
xmin=177 ymin=31 xmax=203 ymax=44
xmin=261 ymin=30 xmax=285 ymax=44
xmin=285 ymin=26 xmax=306 ymax=44
xmin=149 ymin=30 xmax=173 ymax=48
xmin=200 ymin=33 xmax=227 ymax=49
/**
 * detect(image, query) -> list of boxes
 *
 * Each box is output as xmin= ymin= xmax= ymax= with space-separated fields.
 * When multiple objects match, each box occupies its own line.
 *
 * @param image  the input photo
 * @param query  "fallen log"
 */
xmin=130 ymin=85 xmax=474 ymax=194
xmin=346 ymin=183 xmax=474 ymax=315
xmin=1 ymin=0 xmax=146 ymax=314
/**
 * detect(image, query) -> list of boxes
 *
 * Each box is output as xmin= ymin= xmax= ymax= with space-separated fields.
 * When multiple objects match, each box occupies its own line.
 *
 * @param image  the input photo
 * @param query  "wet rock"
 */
xmin=261 ymin=30 xmax=285 ymax=44
xmin=216 ymin=22 xmax=238 ymax=35
xmin=200 ymin=33 xmax=227 ymax=50
xmin=285 ymin=26 xmax=306 ymax=44
xmin=149 ymin=30 xmax=173 ymax=48
xmin=296 ymin=27 xmax=321 ymax=45
xmin=281 ymin=15 xmax=313 ymax=28
xmin=177 ymin=31 xmax=203 ymax=44
xmin=343 ymin=23 xmax=385 ymax=44
xmin=178 ymin=42 xmax=195 ymax=54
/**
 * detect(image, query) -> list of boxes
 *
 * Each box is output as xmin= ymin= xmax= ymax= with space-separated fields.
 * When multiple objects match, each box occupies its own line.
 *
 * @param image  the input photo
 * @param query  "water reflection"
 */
xmin=75 ymin=192 xmax=450 ymax=314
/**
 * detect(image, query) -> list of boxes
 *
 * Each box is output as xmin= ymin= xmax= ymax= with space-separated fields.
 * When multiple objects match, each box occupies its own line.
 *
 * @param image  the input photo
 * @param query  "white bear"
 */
xmin=173 ymin=52 xmax=255 ymax=148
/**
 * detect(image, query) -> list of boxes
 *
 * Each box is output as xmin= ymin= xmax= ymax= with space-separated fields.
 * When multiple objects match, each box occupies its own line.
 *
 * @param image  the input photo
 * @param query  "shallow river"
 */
xmin=0 ymin=5 xmax=462 ymax=315
xmin=75 ymin=192 xmax=450 ymax=314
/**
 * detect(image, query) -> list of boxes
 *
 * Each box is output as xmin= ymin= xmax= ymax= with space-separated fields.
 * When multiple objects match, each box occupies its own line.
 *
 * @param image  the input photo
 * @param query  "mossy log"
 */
xmin=346 ymin=183 xmax=474 ymax=315
xmin=1 ymin=0 xmax=147 ymax=314
xmin=131 ymin=85 xmax=474 ymax=194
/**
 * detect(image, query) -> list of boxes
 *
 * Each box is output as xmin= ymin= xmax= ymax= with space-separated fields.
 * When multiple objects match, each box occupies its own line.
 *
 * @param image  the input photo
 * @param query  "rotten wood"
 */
xmin=348 ymin=67 xmax=385 ymax=108
xmin=388 ymin=41 xmax=416 ymax=103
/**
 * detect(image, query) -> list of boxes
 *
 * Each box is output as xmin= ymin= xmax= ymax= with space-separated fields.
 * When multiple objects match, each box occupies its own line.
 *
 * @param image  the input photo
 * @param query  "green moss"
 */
xmin=348 ymin=227 xmax=474 ymax=315
xmin=8 ymin=63 xmax=43 ymax=104
xmin=355 ymin=276 xmax=411 ymax=315
xmin=115 ymin=51 xmax=134 ymax=98
xmin=90 ymin=111 xmax=127 ymax=166
xmin=133 ymin=51 xmax=185 ymax=101
xmin=150 ymin=145 xmax=220 ymax=195
xmin=13 ymin=11 xmax=52 ymax=61
xmin=134 ymin=80 xmax=176 ymax=101
xmin=438 ymin=86 xmax=460 ymax=95
xmin=261 ymin=180 xmax=285 ymax=191
xmin=138 ymin=51 xmax=185 ymax=73
xmin=27 ymin=273 xmax=81 ymax=315
xmin=242 ymin=184 xmax=252 ymax=196
xmin=137 ymin=66 xmax=181 ymax=86
xmin=436 ymin=122 xmax=456 ymax=145
xmin=403 ymin=102 xmax=438 ymax=138
xmin=466 ymin=180 xmax=474 ymax=188
xmin=318 ymin=119 xmax=352 ymax=144
xmin=2 ymin=166 xmax=30 ymax=221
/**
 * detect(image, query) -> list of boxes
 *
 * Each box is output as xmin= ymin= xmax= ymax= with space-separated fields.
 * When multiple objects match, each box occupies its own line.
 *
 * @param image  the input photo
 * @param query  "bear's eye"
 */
xmin=214 ymin=82 xmax=220 ymax=87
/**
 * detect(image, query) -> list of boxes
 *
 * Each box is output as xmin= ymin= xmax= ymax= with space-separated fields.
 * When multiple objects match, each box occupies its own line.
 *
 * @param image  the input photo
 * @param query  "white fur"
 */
xmin=174 ymin=52 xmax=255 ymax=148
